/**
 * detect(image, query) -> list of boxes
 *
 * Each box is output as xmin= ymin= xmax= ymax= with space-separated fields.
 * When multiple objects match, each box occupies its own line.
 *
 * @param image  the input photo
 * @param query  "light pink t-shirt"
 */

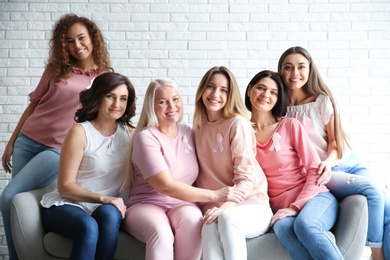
xmin=21 ymin=67 xmax=106 ymax=149
xmin=255 ymin=117 xmax=328 ymax=213
xmin=126 ymin=124 xmax=199 ymax=210
xmin=194 ymin=116 xmax=269 ymax=213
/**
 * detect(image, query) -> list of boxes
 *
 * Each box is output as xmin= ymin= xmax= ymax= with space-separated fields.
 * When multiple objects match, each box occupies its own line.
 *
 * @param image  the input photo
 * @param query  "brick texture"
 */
xmin=0 ymin=1 xmax=389 ymax=258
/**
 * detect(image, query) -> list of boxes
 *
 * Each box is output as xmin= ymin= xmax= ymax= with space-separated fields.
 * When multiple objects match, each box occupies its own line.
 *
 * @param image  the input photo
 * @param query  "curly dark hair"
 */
xmin=75 ymin=73 xmax=136 ymax=127
xmin=47 ymin=13 xmax=112 ymax=82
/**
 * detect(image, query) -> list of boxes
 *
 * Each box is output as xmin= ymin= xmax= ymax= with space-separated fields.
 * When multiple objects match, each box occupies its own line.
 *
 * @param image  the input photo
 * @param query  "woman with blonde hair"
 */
xmin=122 ymin=78 xmax=245 ymax=260
xmin=193 ymin=66 xmax=272 ymax=260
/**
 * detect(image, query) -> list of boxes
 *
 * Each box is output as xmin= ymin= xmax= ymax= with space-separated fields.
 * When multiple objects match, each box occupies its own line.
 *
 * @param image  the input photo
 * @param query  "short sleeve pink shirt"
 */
xmin=21 ymin=67 xmax=106 ymax=149
xmin=126 ymin=124 xmax=199 ymax=210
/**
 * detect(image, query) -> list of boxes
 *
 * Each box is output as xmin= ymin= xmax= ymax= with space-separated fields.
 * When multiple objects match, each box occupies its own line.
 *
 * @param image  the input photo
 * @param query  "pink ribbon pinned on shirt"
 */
xmin=183 ymin=135 xmax=193 ymax=153
xmin=213 ymin=133 xmax=224 ymax=153
xmin=269 ymin=132 xmax=281 ymax=152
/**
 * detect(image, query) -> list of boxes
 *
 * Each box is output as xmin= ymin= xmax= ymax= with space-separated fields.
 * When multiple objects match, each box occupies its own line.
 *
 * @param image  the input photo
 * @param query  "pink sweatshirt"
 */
xmin=21 ymin=67 xmax=105 ymax=149
xmin=255 ymin=117 xmax=328 ymax=213
xmin=194 ymin=116 xmax=269 ymax=213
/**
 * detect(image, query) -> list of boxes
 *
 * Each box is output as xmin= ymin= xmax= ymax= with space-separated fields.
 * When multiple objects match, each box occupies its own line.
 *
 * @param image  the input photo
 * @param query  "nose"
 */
xmin=211 ymin=88 xmax=220 ymax=96
xmin=75 ymin=39 xmax=81 ymax=48
xmin=112 ymin=98 xmax=120 ymax=107
xmin=261 ymin=89 xmax=269 ymax=98
xmin=292 ymin=67 xmax=299 ymax=75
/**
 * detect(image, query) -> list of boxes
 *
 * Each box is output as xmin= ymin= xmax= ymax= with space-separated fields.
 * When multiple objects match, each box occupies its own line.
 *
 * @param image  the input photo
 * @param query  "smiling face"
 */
xmin=66 ymin=23 xmax=94 ymax=66
xmin=201 ymin=73 xmax=229 ymax=122
xmin=154 ymin=85 xmax=183 ymax=127
xmin=280 ymin=53 xmax=310 ymax=91
xmin=248 ymin=77 xmax=279 ymax=113
xmin=99 ymin=84 xmax=129 ymax=121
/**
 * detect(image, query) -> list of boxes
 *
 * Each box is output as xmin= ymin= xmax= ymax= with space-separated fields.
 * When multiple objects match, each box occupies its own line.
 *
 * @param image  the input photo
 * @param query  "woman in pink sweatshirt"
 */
xmin=245 ymin=70 xmax=343 ymax=260
xmin=193 ymin=66 xmax=273 ymax=260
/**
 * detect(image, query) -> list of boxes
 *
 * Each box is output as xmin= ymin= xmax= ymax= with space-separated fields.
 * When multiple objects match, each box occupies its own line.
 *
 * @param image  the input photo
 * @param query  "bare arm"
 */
xmin=317 ymin=115 xmax=338 ymax=185
xmin=2 ymin=102 xmax=37 ymax=173
xmin=58 ymin=125 xmax=126 ymax=217
xmin=146 ymin=171 xmax=245 ymax=203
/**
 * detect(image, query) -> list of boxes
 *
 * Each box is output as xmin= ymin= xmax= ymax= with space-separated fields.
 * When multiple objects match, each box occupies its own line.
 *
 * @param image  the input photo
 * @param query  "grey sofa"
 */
xmin=11 ymin=184 xmax=368 ymax=260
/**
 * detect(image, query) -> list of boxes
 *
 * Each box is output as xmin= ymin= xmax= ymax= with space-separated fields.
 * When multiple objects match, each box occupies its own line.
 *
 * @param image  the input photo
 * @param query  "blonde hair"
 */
xmin=278 ymin=46 xmax=351 ymax=159
xmin=121 ymin=78 xmax=183 ymax=190
xmin=193 ymin=66 xmax=248 ymax=129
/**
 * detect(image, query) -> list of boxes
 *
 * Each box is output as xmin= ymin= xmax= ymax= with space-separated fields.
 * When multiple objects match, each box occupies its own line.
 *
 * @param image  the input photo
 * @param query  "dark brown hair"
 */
xmin=47 ymin=13 xmax=112 ymax=82
xmin=245 ymin=70 xmax=287 ymax=120
xmin=75 ymin=73 xmax=136 ymax=127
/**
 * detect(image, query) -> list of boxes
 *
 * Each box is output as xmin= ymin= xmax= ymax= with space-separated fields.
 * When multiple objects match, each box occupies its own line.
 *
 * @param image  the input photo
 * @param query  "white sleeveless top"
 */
xmin=41 ymin=121 xmax=131 ymax=215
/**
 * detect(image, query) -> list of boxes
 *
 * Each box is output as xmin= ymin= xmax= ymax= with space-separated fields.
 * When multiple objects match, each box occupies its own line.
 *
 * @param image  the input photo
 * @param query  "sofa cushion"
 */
xmin=44 ymin=230 xmax=146 ymax=260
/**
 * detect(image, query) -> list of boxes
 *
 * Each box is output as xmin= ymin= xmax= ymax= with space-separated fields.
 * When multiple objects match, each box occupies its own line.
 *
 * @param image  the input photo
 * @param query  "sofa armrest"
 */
xmin=332 ymin=194 xmax=368 ymax=260
xmin=11 ymin=185 xmax=58 ymax=260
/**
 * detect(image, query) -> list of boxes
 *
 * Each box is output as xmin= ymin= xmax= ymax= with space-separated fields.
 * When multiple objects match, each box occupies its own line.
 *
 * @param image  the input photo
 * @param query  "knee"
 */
xmin=77 ymin=217 xmax=99 ymax=239
xmin=273 ymin=218 xmax=293 ymax=236
xmin=293 ymin=216 xmax=313 ymax=235
xmin=218 ymin=209 xmax=237 ymax=229
xmin=0 ymin=185 xmax=15 ymax=210
xmin=146 ymin=223 xmax=174 ymax=246
xmin=183 ymin=208 xmax=202 ymax=227
xmin=98 ymin=205 xmax=121 ymax=221
xmin=98 ymin=207 xmax=122 ymax=231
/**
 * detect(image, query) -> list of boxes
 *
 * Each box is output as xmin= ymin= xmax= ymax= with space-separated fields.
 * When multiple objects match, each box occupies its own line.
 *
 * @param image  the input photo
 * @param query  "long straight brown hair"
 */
xmin=278 ymin=46 xmax=351 ymax=159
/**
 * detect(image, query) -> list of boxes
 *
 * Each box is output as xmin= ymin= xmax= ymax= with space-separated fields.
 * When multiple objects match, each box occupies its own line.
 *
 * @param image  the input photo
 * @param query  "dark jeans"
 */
xmin=42 ymin=204 xmax=121 ymax=260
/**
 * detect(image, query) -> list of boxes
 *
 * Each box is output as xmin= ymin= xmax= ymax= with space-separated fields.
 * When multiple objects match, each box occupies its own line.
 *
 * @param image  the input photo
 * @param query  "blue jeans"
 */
xmin=0 ymin=133 xmax=59 ymax=260
xmin=383 ymin=187 xmax=390 ymax=259
xmin=273 ymin=192 xmax=343 ymax=260
xmin=42 ymin=204 xmax=122 ymax=260
xmin=329 ymin=153 xmax=385 ymax=248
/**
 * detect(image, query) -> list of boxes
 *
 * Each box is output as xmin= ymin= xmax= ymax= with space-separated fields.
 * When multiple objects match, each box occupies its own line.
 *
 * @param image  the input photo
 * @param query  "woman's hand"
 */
xmin=214 ymin=185 xmax=245 ymax=203
xmin=316 ymin=160 xmax=332 ymax=186
xmin=202 ymin=206 xmax=223 ymax=224
xmin=2 ymin=144 xmax=13 ymax=173
xmin=270 ymin=208 xmax=298 ymax=226
xmin=101 ymin=196 xmax=127 ymax=219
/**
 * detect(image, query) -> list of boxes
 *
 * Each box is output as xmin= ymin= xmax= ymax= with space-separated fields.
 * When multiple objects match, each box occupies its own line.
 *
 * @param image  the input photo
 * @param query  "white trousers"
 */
xmin=201 ymin=204 xmax=273 ymax=260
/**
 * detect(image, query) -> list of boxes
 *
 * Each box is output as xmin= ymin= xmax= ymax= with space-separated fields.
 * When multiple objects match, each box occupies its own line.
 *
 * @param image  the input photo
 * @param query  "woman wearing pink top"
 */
xmin=193 ymin=66 xmax=273 ymax=260
xmin=245 ymin=70 xmax=342 ymax=259
xmin=122 ymin=78 xmax=245 ymax=260
xmin=0 ymin=14 xmax=111 ymax=260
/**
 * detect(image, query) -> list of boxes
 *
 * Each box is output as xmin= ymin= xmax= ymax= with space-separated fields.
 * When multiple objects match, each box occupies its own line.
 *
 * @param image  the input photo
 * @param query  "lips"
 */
xmin=166 ymin=111 xmax=178 ymax=116
xmin=289 ymin=78 xmax=301 ymax=82
xmin=208 ymin=98 xmax=220 ymax=105
xmin=258 ymin=98 xmax=269 ymax=104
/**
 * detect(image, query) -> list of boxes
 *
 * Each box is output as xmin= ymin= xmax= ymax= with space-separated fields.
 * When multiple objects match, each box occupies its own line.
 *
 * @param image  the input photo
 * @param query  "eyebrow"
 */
xmin=157 ymin=94 xmax=179 ymax=100
xmin=208 ymin=82 xmax=228 ymax=89
xmin=284 ymin=61 xmax=307 ymax=65
xmin=66 ymin=33 xmax=86 ymax=40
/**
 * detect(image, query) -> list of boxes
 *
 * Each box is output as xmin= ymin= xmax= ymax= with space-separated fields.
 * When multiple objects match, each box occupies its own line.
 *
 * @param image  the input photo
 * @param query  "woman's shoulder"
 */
xmin=315 ymin=93 xmax=331 ymax=104
xmin=178 ymin=123 xmax=192 ymax=133
xmin=280 ymin=117 xmax=305 ymax=131
xmin=229 ymin=115 xmax=253 ymax=129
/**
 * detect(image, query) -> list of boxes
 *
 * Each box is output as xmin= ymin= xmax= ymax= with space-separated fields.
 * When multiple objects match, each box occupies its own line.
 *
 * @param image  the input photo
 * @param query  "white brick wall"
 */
xmin=0 ymin=0 xmax=389 ymax=258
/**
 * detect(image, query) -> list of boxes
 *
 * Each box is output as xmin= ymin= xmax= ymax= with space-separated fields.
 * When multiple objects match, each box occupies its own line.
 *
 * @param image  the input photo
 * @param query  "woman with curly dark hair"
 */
xmin=41 ymin=73 xmax=136 ymax=259
xmin=1 ymin=13 xmax=112 ymax=259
